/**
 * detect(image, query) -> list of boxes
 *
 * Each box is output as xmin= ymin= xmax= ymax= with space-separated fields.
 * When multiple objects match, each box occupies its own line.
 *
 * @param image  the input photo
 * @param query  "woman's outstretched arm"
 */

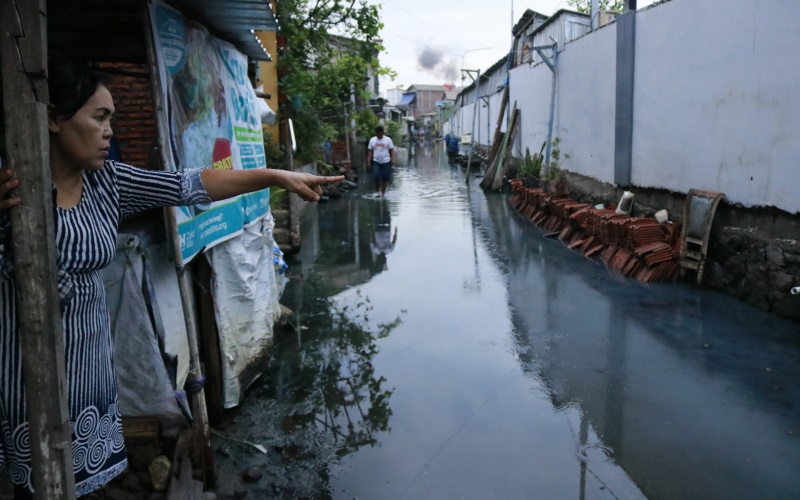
xmin=201 ymin=168 xmax=344 ymax=202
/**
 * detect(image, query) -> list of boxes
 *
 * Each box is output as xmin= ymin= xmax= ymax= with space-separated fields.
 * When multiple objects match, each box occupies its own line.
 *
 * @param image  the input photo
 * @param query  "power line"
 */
xmin=384 ymin=0 xmax=488 ymax=48
xmin=382 ymin=30 xmax=493 ymax=61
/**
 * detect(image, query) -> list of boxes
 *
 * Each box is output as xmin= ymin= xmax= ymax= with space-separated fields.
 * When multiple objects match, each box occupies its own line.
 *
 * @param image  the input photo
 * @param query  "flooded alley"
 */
xmin=213 ymin=143 xmax=800 ymax=500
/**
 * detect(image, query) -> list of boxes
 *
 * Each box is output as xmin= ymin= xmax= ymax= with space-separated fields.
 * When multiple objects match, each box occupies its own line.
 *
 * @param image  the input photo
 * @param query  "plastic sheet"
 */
xmin=101 ymin=235 xmax=188 ymax=436
xmin=207 ymin=214 xmax=283 ymax=408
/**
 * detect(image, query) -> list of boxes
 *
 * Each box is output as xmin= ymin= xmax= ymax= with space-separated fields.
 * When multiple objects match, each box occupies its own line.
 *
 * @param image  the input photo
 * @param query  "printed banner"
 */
xmin=149 ymin=1 xmax=269 ymax=263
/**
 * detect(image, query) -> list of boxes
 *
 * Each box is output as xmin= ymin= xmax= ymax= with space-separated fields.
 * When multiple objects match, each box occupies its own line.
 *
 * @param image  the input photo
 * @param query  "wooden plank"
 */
xmin=194 ymin=256 xmax=225 ymax=425
xmin=481 ymin=101 xmax=518 ymax=191
xmin=167 ymin=428 xmax=204 ymax=500
xmin=490 ymin=106 xmax=520 ymax=191
xmin=142 ymin=5 xmax=214 ymax=486
xmin=122 ymin=417 xmax=162 ymax=443
xmin=0 ymin=0 xmax=76 ymax=497
xmin=486 ymin=85 xmax=508 ymax=178
xmin=493 ymin=109 xmax=520 ymax=191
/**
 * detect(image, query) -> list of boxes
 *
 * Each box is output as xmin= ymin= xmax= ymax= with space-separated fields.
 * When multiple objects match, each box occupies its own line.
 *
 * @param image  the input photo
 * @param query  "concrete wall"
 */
xmin=455 ymin=0 xmax=800 ymax=320
xmin=508 ymin=60 xmax=554 ymax=161
xmin=457 ymin=64 xmax=509 ymax=146
xmin=555 ymin=23 xmax=617 ymax=183
xmin=633 ymin=0 xmax=800 ymax=213
xmin=458 ymin=0 xmax=800 ymax=215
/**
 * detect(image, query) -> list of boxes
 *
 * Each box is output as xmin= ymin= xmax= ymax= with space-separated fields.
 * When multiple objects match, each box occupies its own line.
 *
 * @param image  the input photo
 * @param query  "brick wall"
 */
xmin=99 ymin=63 xmax=158 ymax=169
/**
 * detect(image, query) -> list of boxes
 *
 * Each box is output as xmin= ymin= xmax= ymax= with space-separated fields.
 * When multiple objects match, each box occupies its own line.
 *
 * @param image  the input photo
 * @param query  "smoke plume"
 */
xmin=416 ymin=46 xmax=458 ymax=83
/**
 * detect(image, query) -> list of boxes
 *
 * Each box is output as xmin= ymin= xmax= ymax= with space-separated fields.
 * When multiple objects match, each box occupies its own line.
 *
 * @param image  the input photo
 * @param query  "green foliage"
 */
xmin=316 ymin=161 xmax=338 ymax=176
xmin=519 ymin=141 xmax=546 ymax=179
xmin=385 ymin=120 xmax=402 ymax=144
xmin=545 ymin=136 xmax=570 ymax=181
xmin=355 ymin=108 xmax=379 ymax=138
xmin=269 ymin=186 xmax=288 ymax=210
xmin=276 ymin=0 xmax=395 ymax=160
xmin=566 ymin=0 xmax=625 ymax=13
xmin=251 ymin=278 xmax=402 ymax=493
xmin=263 ymin=134 xmax=285 ymax=168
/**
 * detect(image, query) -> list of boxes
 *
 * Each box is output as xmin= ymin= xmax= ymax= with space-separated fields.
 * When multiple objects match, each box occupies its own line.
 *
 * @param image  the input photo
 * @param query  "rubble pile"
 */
xmin=509 ymin=179 xmax=682 ymax=283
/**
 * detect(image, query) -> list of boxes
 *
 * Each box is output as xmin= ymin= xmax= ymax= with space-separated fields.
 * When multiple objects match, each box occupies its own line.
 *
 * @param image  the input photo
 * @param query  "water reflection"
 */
xmin=370 ymin=199 xmax=397 ymax=270
xmin=231 ymin=143 xmax=800 ymax=499
xmin=470 ymin=187 xmax=800 ymax=500
xmin=240 ymin=272 xmax=400 ymax=498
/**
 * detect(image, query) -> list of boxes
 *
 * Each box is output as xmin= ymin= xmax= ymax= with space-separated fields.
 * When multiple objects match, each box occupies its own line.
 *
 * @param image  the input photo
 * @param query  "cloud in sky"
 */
xmin=376 ymin=0 xmax=657 ymax=93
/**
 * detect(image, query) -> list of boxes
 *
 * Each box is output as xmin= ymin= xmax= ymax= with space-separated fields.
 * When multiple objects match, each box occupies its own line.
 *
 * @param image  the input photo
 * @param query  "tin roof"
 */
xmin=169 ymin=0 xmax=278 ymax=61
xmin=48 ymin=0 xmax=277 ymax=63
xmin=407 ymin=84 xmax=447 ymax=92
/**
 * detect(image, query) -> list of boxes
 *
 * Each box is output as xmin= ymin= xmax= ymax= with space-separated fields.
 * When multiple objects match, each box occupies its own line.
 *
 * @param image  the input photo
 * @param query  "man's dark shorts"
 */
xmin=372 ymin=161 xmax=393 ymax=183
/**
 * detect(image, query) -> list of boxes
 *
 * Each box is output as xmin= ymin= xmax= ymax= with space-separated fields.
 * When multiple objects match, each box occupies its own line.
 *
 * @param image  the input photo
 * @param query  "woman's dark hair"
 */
xmin=48 ymin=58 xmax=107 ymax=120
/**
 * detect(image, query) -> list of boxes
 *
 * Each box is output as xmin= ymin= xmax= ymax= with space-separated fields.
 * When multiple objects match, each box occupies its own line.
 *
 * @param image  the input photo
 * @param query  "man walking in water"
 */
xmin=367 ymin=125 xmax=396 ymax=197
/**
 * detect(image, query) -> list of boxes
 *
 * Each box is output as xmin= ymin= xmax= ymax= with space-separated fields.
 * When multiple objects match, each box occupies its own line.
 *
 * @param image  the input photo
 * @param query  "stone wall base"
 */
xmin=561 ymin=172 xmax=800 ymax=323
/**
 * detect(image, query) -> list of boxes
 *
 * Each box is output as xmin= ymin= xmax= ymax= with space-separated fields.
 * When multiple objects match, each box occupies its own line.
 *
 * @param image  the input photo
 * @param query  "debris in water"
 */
xmin=212 ymin=430 xmax=268 ymax=454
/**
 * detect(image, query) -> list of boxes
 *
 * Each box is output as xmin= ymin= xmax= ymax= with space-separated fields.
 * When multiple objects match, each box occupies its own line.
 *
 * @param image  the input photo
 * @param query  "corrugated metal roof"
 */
xmin=527 ymin=10 xmax=591 ymax=66
xmin=513 ymin=9 xmax=545 ymax=36
xmin=407 ymin=84 xmax=447 ymax=92
xmin=168 ymin=0 xmax=278 ymax=61
xmin=47 ymin=0 xmax=277 ymax=63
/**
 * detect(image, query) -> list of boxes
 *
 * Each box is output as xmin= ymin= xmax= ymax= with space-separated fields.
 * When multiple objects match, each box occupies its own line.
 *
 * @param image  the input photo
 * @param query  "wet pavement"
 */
xmin=213 ymin=142 xmax=800 ymax=499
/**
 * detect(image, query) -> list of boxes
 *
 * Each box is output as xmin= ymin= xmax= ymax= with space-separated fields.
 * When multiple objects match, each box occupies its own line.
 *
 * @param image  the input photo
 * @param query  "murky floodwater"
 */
xmin=221 ymin=142 xmax=800 ymax=499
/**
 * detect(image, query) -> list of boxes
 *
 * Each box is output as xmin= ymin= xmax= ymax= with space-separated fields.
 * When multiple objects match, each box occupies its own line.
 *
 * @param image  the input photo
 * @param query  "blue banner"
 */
xmin=150 ymin=1 xmax=270 ymax=263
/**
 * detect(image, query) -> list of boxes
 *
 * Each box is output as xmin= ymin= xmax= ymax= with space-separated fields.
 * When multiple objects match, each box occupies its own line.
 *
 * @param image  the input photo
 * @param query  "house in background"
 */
xmin=511 ymin=9 xmax=550 ymax=66
xmin=255 ymin=0 xmax=280 ymax=146
xmin=437 ymin=87 xmax=460 ymax=137
xmin=386 ymin=87 xmax=405 ymax=106
xmin=400 ymin=84 xmax=447 ymax=120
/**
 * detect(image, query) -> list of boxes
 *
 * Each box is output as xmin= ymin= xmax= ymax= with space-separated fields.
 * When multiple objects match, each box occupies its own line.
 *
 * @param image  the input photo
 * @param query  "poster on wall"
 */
xmin=149 ymin=0 xmax=269 ymax=264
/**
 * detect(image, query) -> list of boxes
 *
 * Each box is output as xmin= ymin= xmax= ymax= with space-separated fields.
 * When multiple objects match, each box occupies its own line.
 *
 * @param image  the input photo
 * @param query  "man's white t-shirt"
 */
xmin=368 ymin=136 xmax=394 ymax=163
xmin=370 ymin=230 xmax=395 ymax=255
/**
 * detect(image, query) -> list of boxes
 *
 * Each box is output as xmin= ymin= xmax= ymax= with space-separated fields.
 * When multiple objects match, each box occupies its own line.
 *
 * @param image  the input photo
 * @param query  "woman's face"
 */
xmin=50 ymin=84 xmax=115 ymax=171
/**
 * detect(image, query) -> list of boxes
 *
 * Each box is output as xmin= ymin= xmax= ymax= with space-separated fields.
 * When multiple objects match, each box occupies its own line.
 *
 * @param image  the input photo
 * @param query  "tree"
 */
xmin=566 ymin=0 xmax=626 ymax=13
xmin=275 ymin=0 xmax=395 ymax=161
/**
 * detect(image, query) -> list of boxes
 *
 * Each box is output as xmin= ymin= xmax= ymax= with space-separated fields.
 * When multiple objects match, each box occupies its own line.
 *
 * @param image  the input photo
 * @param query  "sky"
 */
xmin=374 ymin=0 xmax=657 ymax=94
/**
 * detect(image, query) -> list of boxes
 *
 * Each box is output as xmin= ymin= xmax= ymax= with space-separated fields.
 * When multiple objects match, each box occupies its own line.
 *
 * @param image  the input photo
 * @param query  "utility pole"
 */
xmin=460 ymin=47 xmax=492 ymax=141
xmin=462 ymin=69 xmax=481 ymax=184
xmin=0 ymin=0 xmax=76 ymax=497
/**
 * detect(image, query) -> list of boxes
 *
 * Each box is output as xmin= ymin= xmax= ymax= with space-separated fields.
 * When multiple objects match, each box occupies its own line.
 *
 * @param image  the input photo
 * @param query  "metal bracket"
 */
xmin=461 ymin=68 xmax=480 ymax=83
xmin=531 ymin=43 xmax=557 ymax=72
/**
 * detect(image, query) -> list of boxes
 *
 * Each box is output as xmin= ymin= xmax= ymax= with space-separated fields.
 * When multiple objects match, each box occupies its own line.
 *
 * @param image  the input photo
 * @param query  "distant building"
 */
xmin=400 ymin=84 xmax=447 ymax=120
xmin=386 ymin=88 xmax=405 ymax=107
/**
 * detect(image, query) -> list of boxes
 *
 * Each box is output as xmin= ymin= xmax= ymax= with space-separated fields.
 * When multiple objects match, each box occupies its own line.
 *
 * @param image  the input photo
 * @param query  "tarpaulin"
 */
xmin=101 ymin=235 xmax=190 ymax=436
xmin=206 ymin=213 xmax=283 ymax=408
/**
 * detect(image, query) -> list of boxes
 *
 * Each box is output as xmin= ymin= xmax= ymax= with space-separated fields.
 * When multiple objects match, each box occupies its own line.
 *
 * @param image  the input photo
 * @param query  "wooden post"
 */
xmin=465 ymin=69 xmax=481 ymax=184
xmin=142 ymin=6 xmax=214 ymax=483
xmin=0 ymin=0 xmax=76 ymax=497
xmin=542 ymin=43 xmax=558 ymax=179
xmin=284 ymin=119 xmax=302 ymax=249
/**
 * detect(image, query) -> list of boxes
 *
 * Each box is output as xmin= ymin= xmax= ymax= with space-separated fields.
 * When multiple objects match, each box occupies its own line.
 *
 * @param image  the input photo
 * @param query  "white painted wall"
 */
xmin=633 ymin=0 xmax=800 ymax=212
xmin=456 ymin=0 xmax=800 ymax=213
xmin=458 ymin=103 xmax=474 ymax=141
xmin=460 ymin=88 xmax=508 ymax=147
xmin=481 ymin=90 xmax=507 ymax=145
xmin=509 ymin=60 xmax=553 ymax=159
xmin=556 ymin=23 xmax=617 ymax=181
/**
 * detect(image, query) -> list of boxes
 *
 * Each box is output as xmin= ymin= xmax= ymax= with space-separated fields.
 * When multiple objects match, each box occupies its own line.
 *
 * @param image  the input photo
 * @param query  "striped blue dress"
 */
xmin=0 ymin=161 xmax=210 ymax=496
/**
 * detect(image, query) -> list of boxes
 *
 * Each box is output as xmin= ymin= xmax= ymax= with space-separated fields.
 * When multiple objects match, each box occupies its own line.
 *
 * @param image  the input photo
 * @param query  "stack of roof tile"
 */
xmin=507 ymin=182 xmax=682 ymax=283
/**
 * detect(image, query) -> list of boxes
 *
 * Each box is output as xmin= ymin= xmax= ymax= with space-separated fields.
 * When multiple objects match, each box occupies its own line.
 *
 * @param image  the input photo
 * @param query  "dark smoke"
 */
xmin=417 ymin=46 xmax=458 ymax=82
